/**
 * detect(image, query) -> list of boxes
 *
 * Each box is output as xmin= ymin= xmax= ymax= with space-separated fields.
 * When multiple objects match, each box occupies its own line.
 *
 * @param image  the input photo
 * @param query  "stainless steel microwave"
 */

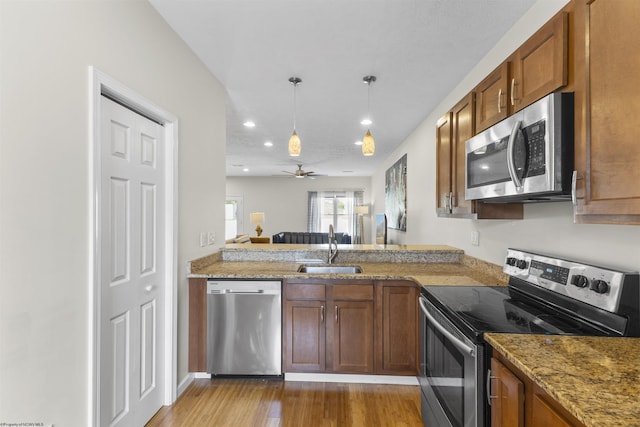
xmin=465 ymin=92 xmax=574 ymax=202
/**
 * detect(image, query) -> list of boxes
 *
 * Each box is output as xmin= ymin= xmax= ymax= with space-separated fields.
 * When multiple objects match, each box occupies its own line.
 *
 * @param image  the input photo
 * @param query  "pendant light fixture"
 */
xmin=361 ymin=75 xmax=376 ymax=156
xmin=288 ymin=76 xmax=302 ymax=156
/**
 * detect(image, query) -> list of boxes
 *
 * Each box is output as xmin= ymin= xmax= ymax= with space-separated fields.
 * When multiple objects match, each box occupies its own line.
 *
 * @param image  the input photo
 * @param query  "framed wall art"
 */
xmin=385 ymin=153 xmax=407 ymax=231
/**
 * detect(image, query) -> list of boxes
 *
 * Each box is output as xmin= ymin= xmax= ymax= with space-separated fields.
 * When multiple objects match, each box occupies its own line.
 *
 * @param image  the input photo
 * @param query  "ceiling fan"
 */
xmin=281 ymin=164 xmax=326 ymax=179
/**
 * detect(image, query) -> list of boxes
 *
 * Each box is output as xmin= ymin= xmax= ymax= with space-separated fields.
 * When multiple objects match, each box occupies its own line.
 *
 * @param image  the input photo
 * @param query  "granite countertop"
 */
xmin=486 ymin=333 xmax=640 ymax=427
xmin=190 ymin=260 xmax=503 ymax=287
xmin=188 ymin=244 xmax=508 ymax=287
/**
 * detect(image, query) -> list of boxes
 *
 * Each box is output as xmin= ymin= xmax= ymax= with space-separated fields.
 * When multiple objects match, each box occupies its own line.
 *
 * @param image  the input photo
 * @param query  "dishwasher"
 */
xmin=206 ymin=280 xmax=282 ymax=376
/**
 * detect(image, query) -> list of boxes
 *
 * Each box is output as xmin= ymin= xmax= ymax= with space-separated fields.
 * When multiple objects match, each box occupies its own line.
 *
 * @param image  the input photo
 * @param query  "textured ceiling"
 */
xmin=149 ymin=0 xmax=536 ymax=177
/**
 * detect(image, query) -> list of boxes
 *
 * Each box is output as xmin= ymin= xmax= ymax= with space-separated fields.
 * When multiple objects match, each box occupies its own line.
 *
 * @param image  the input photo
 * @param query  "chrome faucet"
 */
xmin=327 ymin=224 xmax=338 ymax=264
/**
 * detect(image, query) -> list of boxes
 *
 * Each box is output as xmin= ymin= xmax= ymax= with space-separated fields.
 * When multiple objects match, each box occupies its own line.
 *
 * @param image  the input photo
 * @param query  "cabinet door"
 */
xmin=574 ymin=0 xmax=640 ymax=224
xmin=378 ymin=284 xmax=417 ymax=374
xmin=490 ymin=358 xmax=524 ymax=427
xmin=188 ymin=278 xmax=207 ymax=372
xmin=451 ymin=93 xmax=474 ymax=215
xmin=530 ymin=391 xmax=573 ymax=427
xmin=475 ymin=62 xmax=510 ymax=132
xmin=436 ymin=112 xmax=453 ymax=215
xmin=332 ymin=300 xmax=374 ymax=373
xmin=284 ymin=300 xmax=325 ymax=372
xmin=511 ymin=11 xmax=568 ymax=111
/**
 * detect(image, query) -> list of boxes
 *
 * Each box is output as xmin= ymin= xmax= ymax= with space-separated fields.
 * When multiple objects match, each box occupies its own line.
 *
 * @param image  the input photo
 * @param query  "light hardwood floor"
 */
xmin=146 ymin=378 xmax=423 ymax=426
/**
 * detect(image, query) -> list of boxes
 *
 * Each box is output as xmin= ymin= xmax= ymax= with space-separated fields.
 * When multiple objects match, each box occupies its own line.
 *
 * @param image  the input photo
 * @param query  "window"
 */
xmin=225 ymin=197 xmax=243 ymax=240
xmin=307 ymin=191 xmax=364 ymax=238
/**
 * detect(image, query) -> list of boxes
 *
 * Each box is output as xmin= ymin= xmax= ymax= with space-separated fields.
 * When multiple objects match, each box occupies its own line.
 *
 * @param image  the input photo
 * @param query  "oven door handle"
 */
xmin=419 ymin=296 xmax=476 ymax=357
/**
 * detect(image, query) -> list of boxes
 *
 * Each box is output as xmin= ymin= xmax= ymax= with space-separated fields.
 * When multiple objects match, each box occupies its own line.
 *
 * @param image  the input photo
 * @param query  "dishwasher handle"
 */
xmin=208 ymin=289 xmax=265 ymax=294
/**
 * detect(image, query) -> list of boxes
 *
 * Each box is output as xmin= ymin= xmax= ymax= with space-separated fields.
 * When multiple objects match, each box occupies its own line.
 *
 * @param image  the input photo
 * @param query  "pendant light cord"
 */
xmin=293 ymin=82 xmax=297 ymax=131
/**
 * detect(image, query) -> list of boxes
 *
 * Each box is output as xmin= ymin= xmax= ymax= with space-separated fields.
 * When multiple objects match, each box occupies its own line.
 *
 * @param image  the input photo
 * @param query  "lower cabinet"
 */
xmin=375 ymin=280 xmax=418 ymax=374
xmin=490 ymin=353 xmax=584 ymax=427
xmin=284 ymin=279 xmax=417 ymax=375
xmin=284 ymin=298 xmax=326 ymax=372
xmin=331 ymin=299 xmax=374 ymax=373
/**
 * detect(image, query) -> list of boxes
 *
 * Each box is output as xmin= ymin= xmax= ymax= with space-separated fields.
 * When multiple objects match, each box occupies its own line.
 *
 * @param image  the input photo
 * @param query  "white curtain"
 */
xmin=307 ymin=190 xmax=364 ymax=238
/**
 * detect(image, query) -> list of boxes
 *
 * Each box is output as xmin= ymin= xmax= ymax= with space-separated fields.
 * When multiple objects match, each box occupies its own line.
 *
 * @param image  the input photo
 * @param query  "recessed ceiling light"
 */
xmin=343 ymin=170 xmax=354 ymax=173
xmin=354 ymin=140 xmax=363 ymax=146
xmin=264 ymin=141 xmax=273 ymax=147
xmin=243 ymin=121 xmax=255 ymax=128
xmin=360 ymin=118 xmax=372 ymax=126
xmin=243 ymin=168 xmax=249 ymax=172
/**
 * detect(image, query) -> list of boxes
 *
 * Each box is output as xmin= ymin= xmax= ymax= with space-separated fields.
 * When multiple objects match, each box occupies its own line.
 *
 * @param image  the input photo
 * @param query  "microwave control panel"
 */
xmin=523 ymin=120 xmax=546 ymax=177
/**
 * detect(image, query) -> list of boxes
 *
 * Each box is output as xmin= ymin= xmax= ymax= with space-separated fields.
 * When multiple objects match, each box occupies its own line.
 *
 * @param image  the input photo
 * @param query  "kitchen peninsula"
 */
xmin=187 ymin=244 xmax=507 ymax=377
xmin=188 ymin=244 xmax=507 ymax=286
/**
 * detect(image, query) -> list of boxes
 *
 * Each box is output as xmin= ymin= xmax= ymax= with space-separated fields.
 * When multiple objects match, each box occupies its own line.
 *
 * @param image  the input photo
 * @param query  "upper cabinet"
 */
xmin=572 ymin=0 xmax=640 ymax=224
xmin=475 ymin=63 xmax=511 ymax=133
xmin=510 ymin=12 xmax=569 ymax=112
xmin=474 ymin=11 xmax=569 ymax=133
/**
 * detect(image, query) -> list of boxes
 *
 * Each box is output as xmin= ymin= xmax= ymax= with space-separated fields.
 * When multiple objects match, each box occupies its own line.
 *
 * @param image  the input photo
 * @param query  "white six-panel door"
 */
xmin=100 ymin=96 xmax=165 ymax=426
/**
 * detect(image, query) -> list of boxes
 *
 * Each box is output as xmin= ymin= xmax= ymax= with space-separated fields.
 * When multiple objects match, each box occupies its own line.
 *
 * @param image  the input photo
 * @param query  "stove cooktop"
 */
xmin=423 ymin=285 xmax=610 ymax=341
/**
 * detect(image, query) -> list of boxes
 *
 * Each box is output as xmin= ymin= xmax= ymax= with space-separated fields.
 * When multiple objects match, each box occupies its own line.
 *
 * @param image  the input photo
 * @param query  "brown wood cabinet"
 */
xmin=572 ymin=0 xmax=640 ymax=224
xmin=437 ymin=93 xmax=523 ymax=219
xmin=490 ymin=357 xmax=524 ymax=427
xmin=284 ymin=283 xmax=326 ymax=372
xmin=436 ymin=111 xmax=453 ymax=214
xmin=510 ymin=11 xmax=568 ymax=112
xmin=491 ymin=352 xmax=585 ymax=427
xmin=475 ymin=63 xmax=511 ymax=133
xmin=188 ymin=278 xmax=207 ymax=372
xmin=474 ymin=11 xmax=568 ymax=132
xmin=375 ymin=281 xmax=418 ymax=375
xmin=284 ymin=280 xmax=375 ymax=374
xmin=332 ymin=299 xmax=374 ymax=373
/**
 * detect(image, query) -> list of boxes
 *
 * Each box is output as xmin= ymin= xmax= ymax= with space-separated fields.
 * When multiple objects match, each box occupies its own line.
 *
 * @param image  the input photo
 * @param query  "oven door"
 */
xmin=419 ymin=295 xmax=485 ymax=427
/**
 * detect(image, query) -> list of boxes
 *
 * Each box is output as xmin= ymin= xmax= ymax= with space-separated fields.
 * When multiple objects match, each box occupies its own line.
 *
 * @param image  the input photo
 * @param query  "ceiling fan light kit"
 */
xmin=362 ymin=75 xmax=376 ymax=156
xmin=288 ymin=76 xmax=302 ymax=156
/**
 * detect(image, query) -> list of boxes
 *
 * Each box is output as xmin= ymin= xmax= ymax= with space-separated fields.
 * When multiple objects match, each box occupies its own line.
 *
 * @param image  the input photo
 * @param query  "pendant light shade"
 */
xmin=289 ymin=130 xmax=301 ymax=156
xmin=362 ymin=75 xmax=376 ymax=156
xmin=288 ymin=77 xmax=302 ymax=156
xmin=362 ymin=129 xmax=375 ymax=156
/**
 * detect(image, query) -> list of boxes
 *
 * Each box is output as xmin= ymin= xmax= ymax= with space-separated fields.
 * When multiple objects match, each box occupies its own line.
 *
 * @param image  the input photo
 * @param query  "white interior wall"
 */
xmin=0 ymin=1 xmax=226 ymax=425
xmin=373 ymin=0 xmax=640 ymax=271
xmin=226 ymin=177 xmax=372 ymax=241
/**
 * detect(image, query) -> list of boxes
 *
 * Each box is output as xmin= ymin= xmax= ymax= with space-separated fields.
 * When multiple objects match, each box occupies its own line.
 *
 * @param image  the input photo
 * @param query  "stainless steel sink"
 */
xmin=297 ymin=264 xmax=363 ymax=274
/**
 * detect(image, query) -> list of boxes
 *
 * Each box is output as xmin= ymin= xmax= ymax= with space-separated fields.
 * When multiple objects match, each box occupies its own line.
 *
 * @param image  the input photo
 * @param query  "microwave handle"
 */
xmin=506 ymin=119 xmax=523 ymax=190
xmin=419 ymin=296 xmax=476 ymax=357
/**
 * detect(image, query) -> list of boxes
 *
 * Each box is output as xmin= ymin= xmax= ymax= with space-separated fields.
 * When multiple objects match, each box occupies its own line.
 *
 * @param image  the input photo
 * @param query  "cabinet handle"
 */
xmin=510 ymin=78 xmax=517 ymax=106
xmin=449 ymin=192 xmax=455 ymax=210
xmin=335 ymin=305 xmax=339 ymax=322
xmin=320 ymin=305 xmax=325 ymax=322
xmin=571 ymin=170 xmax=578 ymax=206
xmin=498 ymin=88 xmax=503 ymax=113
xmin=487 ymin=369 xmax=498 ymax=406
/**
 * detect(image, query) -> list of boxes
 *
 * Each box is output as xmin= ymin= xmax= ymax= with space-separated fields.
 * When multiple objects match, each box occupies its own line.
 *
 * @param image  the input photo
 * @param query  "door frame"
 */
xmin=88 ymin=67 xmax=178 ymax=426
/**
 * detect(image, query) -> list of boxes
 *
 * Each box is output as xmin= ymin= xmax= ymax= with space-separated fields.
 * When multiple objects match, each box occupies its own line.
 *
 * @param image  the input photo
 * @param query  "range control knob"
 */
xmin=572 ymin=275 xmax=590 ymax=288
xmin=590 ymin=280 xmax=609 ymax=294
xmin=516 ymin=259 xmax=528 ymax=270
xmin=506 ymin=257 xmax=517 ymax=266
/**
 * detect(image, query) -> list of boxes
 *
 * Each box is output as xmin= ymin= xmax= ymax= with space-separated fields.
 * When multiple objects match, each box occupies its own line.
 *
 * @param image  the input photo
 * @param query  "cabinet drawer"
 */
xmin=333 ymin=284 xmax=373 ymax=300
xmin=286 ymin=284 xmax=325 ymax=300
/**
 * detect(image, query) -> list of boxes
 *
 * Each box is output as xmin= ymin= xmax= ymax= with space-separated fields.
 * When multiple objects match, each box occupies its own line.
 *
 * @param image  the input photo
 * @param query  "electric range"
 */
xmin=418 ymin=248 xmax=640 ymax=427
